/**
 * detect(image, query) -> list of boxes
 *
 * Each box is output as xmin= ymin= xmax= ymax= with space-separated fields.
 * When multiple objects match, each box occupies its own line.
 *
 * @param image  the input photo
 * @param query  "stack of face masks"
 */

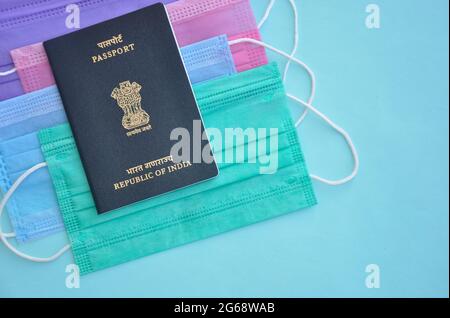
xmin=1 ymin=63 xmax=318 ymax=274
xmin=38 ymin=63 xmax=316 ymax=275
xmin=0 ymin=0 xmax=359 ymax=276
xmin=7 ymin=0 xmax=266 ymax=95
xmin=0 ymin=0 xmax=177 ymax=101
xmin=1 ymin=0 xmax=265 ymax=246
xmin=0 ymin=34 xmax=237 ymax=243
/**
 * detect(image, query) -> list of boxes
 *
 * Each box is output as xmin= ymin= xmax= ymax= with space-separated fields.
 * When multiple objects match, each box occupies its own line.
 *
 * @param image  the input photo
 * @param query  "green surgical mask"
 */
xmin=1 ymin=63 xmax=317 ymax=274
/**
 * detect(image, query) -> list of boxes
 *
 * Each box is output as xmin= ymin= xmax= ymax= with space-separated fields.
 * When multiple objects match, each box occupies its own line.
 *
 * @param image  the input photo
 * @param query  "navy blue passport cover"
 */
xmin=44 ymin=3 xmax=218 ymax=214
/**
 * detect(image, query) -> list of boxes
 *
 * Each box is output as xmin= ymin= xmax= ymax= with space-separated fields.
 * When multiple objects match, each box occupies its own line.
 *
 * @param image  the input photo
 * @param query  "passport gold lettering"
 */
xmin=92 ymin=43 xmax=135 ymax=63
xmin=113 ymin=156 xmax=192 ymax=191
xmin=97 ymin=34 xmax=123 ymax=48
xmin=92 ymin=34 xmax=135 ymax=63
xmin=144 ymin=155 xmax=173 ymax=169
xmin=167 ymin=161 xmax=192 ymax=173
xmin=113 ymin=172 xmax=155 ymax=190
xmin=126 ymin=124 xmax=151 ymax=137
xmin=126 ymin=165 xmax=144 ymax=175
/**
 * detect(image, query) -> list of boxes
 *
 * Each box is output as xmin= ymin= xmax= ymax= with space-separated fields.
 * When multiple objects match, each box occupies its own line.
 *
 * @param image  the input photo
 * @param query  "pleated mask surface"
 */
xmin=0 ymin=37 xmax=236 ymax=243
xmin=0 ymin=86 xmax=66 ymax=242
xmin=36 ymin=63 xmax=316 ymax=275
xmin=161 ymin=0 xmax=267 ymax=72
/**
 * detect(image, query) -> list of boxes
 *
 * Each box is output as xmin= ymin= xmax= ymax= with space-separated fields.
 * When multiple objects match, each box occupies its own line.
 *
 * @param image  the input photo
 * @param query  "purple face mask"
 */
xmin=0 ymin=0 xmax=176 ymax=101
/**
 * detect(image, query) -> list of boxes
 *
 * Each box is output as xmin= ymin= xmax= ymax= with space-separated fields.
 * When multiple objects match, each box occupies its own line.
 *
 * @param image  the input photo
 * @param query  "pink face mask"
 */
xmin=10 ymin=0 xmax=267 ymax=94
xmin=167 ymin=0 xmax=267 ymax=72
xmin=10 ymin=43 xmax=54 ymax=94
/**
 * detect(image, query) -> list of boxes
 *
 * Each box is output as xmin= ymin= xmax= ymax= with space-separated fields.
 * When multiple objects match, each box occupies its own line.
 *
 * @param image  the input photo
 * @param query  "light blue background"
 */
xmin=0 ymin=0 xmax=448 ymax=298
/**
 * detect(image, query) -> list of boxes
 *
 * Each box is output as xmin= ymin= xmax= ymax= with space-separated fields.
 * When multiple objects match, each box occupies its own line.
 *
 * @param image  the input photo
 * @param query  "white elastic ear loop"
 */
xmin=283 ymin=0 xmax=299 ymax=82
xmin=258 ymin=0 xmax=300 ymax=81
xmin=258 ymin=0 xmax=309 ymax=124
xmin=228 ymin=38 xmax=359 ymax=185
xmin=0 ymin=162 xmax=71 ymax=262
xmin=229 ymin=37 xmax=316 ymax=110
xmin=288 ymin=94 xmax=360 ymax=185
xmin=0 ymin=67 xmax=17 ymax=76
xmin=258 ymin=0 xmax=276 ymax=29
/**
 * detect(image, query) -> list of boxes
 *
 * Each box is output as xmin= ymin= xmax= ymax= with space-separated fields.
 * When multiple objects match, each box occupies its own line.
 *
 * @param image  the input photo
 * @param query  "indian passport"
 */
xmin=44 ymin=3 xmax=218 ymax=214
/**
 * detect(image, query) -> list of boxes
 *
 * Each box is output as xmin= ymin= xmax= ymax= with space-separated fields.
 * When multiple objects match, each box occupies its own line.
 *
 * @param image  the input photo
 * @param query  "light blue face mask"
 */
xmin=0 ymin=86 xmax=67 ymax=242
xmin=0 ymin=35 xmax=236 ymax=243
xmin=181 ymin=35 xmax=236 ymax=84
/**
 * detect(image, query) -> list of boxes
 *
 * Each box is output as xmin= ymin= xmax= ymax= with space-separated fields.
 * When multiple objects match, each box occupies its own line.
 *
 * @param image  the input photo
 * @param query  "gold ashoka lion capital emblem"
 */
xmin=111 ymin=81 xmax=150 ymax=130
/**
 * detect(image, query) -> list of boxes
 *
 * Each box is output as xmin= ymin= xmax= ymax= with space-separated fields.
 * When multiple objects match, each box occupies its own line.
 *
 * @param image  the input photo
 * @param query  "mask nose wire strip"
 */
xmin=0 ymin=68 xmax=17 ymax=76
xmin=0 ymin=162 xmax=71 ymax=262
xmin=228 ymin=38 xmax=359 ymax=185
